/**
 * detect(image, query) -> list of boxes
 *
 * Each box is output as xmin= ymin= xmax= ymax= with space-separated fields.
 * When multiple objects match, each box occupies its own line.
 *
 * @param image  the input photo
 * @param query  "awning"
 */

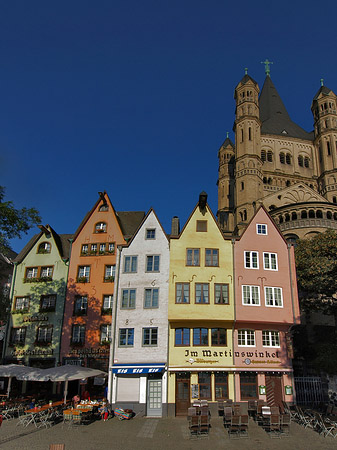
xmin=112 ymin=363 xmax=166 ymax=374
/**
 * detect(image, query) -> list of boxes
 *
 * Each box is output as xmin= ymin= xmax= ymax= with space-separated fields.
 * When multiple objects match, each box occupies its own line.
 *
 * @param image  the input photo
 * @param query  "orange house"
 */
xmin=60 ymin=192 xmax=144 ymax=380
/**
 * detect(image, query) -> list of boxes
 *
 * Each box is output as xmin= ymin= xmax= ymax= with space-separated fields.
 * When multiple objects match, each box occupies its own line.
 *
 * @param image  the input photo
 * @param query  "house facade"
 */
xmin=233 ymin=206 xmax=300 ymax=406
xmin=4 ymin=225 xmax=72 ymax=369
xmin=60 ymin=191 xmax=144 ymax=385
xmin=167 ymin=193 xmax=235 ymax=417
xmin=110 ymin=209 xmax=170 ymax=417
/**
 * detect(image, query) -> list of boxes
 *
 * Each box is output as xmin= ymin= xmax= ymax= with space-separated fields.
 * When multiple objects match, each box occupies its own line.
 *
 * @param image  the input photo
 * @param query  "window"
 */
xmin=99 ymin=243 xmax=106 ymax=253
xmin=10 ymin=327 xmax=26 ymax=345
xmin=242 ymin=285 xmax=260 ymax=305
xmin=211 ymin=328 xmax=227 ymax=346
xmin=81 ymin=244 xmax=88 ymax=255
xmin=215 ymin=373 xmax=228 ymax=399
xmin=214 ymin=284 xmax=229 ymax=304
xmin=72 ymin=325 xmax=85 ymax=345
xmin=267 ymin=150 xmax=273 ymax=162
xmin=104 ymin=265 xmax=115 ymax=282
xmin=304 ymin=157 xmax=309 ymax=168
xmin=142 ymin=327 xmax=158 ymax=346
xmin=14 ymin=296 xmax=29 ymax=311
xmin=193 ymin=328 xmax=208 ymax=346
xmin=261 ymin=149 xmax=266 ymax=161
xmin=176 ymin=283 xmax=190 ymax=303
xmin=99 ymin=204 xmax=109 ymax=212
xmin=238 ymin=330 xmax=255 ymax=346
xmin=38 ymin=242 xmax=51 ymax=254
xmin=146 ymin=229 xmax=156 ymax=239
xmin=265 ymin=287 xmax=283 ymax=307
xmin=36 ymin=326 xmax=53 ymax=344
xmin=298 ymin=155 xmax=303 ymax=167
xmin=40 ymin=294 xmax=56 ymax=311
xmin=199 ymin=373 xmax=211 ymax=399
xmin=74 ymin=296 xmax=88 ymax=315
xmin=108 ymin=242 xmax=115 ymax=253
xmin=244 ymin=251 xmax=258 ymax=269
xmin=280 ymin=152 xmax=285 ymax=164
xmin=205 ymin=249 xmax=219 ymax=267
xmin=240 ymin=373 xmax=257 ymax=399
xmin=256 ymin=224 xmax=267 ymax=235
xmin=286 ymin=153 xmax=291 ymax=165
xmin=95 ymin=222 xmax=107 ymax=233
xmin=195 ymin=283 xmax=209 ymax=304
xmin=119 ymin=328 xmax=134 ymax=347
xmin=262 ymin=330 xmax=280 ymax=347
xmin=263 ymin=252 xmax=278 ymax=270
xmin=124 ymin=256 xmax=138 ymax=273
xmin=121 ymin=289 xmax=136 ymax=309
xmin=186 ymin=248 xmax=200 ymax=266
xmin=41 ymin=266 xmax=53 ymax=278
xmin=196 ymin=220 xmax=207 ymax=232
xmin=175 ymin=328 xmax=190 ymax=346
xmin=90 ymin=244 xmax=97 ymax=254
xmin=26 ymin=267 xmax=38 ymax=279
xmin=102 ymin=295 xmax=113 ymax=310
xmin=100 ymin=325 xmax=111 ymax=343
xmin=146 ymin=255 xmax=160 ymax=272
xmin=144 ymin=288 xmax=159 ymax=308
xmin=77 ymin=266 xmax=90 ymax=282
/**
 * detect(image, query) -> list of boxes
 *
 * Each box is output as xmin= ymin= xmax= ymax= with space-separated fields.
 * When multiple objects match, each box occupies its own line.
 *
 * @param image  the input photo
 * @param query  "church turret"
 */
xmin=311 ymin=80 xmax=337 ymax=202
xmin=217 ymin=133 xmax=235 ymax=232
xmin=233 ymin=69 xmax=262 ymax=230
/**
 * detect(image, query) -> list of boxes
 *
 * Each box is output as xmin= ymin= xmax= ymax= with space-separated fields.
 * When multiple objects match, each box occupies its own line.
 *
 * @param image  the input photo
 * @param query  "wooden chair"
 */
xmin=199 ymin=414 xmax=210 ymax=437
xmin=240 ymin=414 xmax=249 ymax=438
xmin=228 ymin=415 xmax=240 ymax=439
xmin=269 ymin=414 xmax=281 ymax=438
xmin=49 ymin=445 xmax=65 ymax=450
xmin=189 ymin=415 xmax=200 ymax=437
xmin=280 ymin=413 xmax=291 ymax=436
xmin=217 ymin=400 xmax=224 ymax=416
xmin=223 ymin=406 xmax=232 ymax=428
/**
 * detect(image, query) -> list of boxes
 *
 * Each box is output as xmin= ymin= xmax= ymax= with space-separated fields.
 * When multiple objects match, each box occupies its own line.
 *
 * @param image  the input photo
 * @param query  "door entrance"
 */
xmin=175 ymin=373 xmax=190 ymax=416
xmin=147 ymin=379 xmax=162 ymax=417
xmin=266 ymin=375 xmax=283 ymax=408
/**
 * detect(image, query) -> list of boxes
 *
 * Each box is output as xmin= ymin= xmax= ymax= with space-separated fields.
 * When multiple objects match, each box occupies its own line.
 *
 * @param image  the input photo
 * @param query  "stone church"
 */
xmin=217 ymin=69 xmax=337 ymax=241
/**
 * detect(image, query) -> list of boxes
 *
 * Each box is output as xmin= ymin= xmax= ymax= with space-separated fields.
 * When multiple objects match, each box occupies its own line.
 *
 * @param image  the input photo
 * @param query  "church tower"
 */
xmin=311 ymin=82 xmax=337 ymax=203
xmin=233 ymin=71 xmax=262 ymax=231
xmin=217 ymin=134 xmax=235 ymax=232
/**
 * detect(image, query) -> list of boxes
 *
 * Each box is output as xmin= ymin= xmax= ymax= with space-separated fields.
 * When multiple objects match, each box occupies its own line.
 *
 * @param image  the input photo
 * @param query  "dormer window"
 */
xmin=38 ymin=242 xmax=51 ymax=254
xmin=99 ymin=204 xmax=109 ymax=212
xmin=95 ymin=222 xmax=107 ymax=233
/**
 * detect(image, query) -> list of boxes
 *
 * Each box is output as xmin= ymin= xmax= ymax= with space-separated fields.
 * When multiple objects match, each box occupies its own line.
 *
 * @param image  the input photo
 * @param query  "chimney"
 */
xmin=199 ymin=191 xmax=208 ymax=209
xmin=171 ymin=216 xmax=180 ymax=236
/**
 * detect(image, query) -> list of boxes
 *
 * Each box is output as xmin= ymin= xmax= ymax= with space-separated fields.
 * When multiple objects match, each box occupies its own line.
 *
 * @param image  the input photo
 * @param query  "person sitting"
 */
xmin=72 ymin=394 xmax=80 ymax=407
xmin=82 ymin=390 xmax=90 ymax=401
xmin=99 ymin=402 xmax=109 ymax=421
xmin=29 ymin=399 xmax=36 ymax=409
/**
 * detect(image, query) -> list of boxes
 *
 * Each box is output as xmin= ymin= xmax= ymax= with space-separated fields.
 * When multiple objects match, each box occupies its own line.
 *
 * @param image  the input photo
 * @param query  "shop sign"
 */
xmin=285 ymin=385 xmax=293 ymax=395
xmin=69 ymin=347 xmax=109 ymax=356
xmin=11 ymin=348 xmax=53 ymax=357
xmin=259 ymin=385 xmax=266 ymax=395
xmin=23 ymin=315 xmax=48 ymax=323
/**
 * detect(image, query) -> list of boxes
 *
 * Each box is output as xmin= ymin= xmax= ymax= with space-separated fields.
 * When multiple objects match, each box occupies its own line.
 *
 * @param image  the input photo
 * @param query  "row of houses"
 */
xmin=2 ymin=191 xmax=300 ymax=416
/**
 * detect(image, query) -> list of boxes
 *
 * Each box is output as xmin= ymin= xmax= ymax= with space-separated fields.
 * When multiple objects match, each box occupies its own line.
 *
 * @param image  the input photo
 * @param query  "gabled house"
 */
xmin=110 ymin=209 xmax=170 ymax=417
xmin=233 ymin=206 xmax=300 ymax=406
xmin=167 ymin=193 xmax=235 ymax=416
xmin=3 ymin=225 xmax=72 ymax=370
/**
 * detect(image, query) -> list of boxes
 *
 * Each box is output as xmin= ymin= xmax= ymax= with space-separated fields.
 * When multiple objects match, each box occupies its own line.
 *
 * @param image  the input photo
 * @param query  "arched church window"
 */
xmin=291 ymin=212 xmax=297 ymax=220
xmin=267 ymin=151 xmax=273 ymax=162
xmin=316 ymin=210 xmax=323 ymax=218
xmin=280 ymin=152 xmax=285 ymax=164
xmin=243 ymin=210 xmax=247 ymax=221
xmin=286 ymin=153 xmax=291 ymax=165
xmin=261 ymin=150 xmax=266 ymax=161
xmin=333 ymin=196 xmax=337 ymax=204
xmin=285 ymin=214 xmax=290 ymax=222
xmin=334 ymin=213 xmax=337 ymax=220
xmin=309 ymin=210 xmax=315 ymax=218
xmin=279 ymin=216 xmax=284 ymax=224
xmin=263 ymin=177 xmax=267 ymax=184
xmin=241 ymin=129 xmax=244 ymax=142
xmin=268 ymin=178 xmax=272 ymax=185
xmin=248 ymin=127 xmax=252 ymax=140
xmin=327 ymin=211 xmax=332 ymax=219
xmin=286 ymin=180 xmax=290 ymax=187
xmin=298 ymin=155 xmax=303 ymax=167
xmin=301 ymin=211 xmax=307 ymax=219
xmin=304 ymin=157 xmax=309 ymax=168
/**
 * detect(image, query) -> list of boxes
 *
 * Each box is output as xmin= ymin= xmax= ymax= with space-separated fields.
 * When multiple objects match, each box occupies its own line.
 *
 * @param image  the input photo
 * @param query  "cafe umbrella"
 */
xmin=0 ymin=364 xmax=38 ymax=397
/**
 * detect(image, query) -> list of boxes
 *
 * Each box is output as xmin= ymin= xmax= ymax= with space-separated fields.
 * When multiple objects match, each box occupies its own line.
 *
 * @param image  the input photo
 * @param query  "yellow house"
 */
xmin=167 ymin=192 xmax=234 ymax=416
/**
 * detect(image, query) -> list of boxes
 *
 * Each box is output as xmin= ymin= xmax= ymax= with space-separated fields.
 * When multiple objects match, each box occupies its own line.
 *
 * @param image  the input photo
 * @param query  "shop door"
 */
xmin=147 ymin=379 xmax=162 ymax=417
xmin=175 ymin=374 xmax=190 ymax=416
xmin=266 ymin=375 xmax=283 ymax=408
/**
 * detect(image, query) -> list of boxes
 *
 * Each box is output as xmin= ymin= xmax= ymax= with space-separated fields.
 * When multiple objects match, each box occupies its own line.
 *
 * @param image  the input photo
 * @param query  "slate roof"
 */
xmin=221 ymin=137 xmax=234 ymax=148
xmin=259 ymin=76 xmax=313 ymax=140
xmin=313 ymin=85 xmax=332 ymax=101
xmin=116 ymin=211 xmax=146 ymax=240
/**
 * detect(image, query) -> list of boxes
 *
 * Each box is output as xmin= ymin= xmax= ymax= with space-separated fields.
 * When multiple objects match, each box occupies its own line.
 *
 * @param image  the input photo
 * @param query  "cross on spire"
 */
xmin=261 ymin=59 xmax=273 ymax=76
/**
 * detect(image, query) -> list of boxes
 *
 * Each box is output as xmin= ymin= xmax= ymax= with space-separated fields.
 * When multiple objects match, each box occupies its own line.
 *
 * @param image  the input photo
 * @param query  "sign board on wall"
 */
xmin=191 ymin=384 xmax=199 ymax=399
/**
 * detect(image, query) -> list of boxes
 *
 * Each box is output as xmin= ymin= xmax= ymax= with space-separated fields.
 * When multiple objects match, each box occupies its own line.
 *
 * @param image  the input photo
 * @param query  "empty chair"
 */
xmin=192 ymin=399 xmax=201 ymax=408
xmin=280 ymin=413 xmax=291 ymax=436
xmin=223 ymin=406 xmax=232 ymax=428
xmin=200 ymin=406 xmax=209 ymax=416
xmin=200 ymin=400 xmax=208 ymax=407
xmin=189 ymin=415 xmax=200 ymax=437
xmin=233 ymin=405 xmax=241 ymax=416
xmin=240 ymin=414 xmax=249 ymax=438
xmin=248 ymin=400 xmax=257 ymax=418
xmin=187 ymin=407 xmax=197 ymax=417
xmin=271 ymin=406 xmax=280 ymax=415
xmin=269 ymin=414 xmax=281 ymax=438
xmin=229 ymin=415 xmax=240 ymax=439
xmin=217 ymin=400 xmax=224 ymax=417
xmin=199 ymin=414 xmax=210 ymax=436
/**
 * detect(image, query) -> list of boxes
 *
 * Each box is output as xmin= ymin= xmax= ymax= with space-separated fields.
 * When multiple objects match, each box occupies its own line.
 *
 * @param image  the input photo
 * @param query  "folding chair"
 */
xmin=240 ymin=414 xmax=249 ymax=438
xmin=223 ymin=406 xmax=232 ymax=428
xmin=315 ymin=412 xmax=337 ymax=438
xmin=280 ymin=413 xmax=291 ymax=436
xmin=269 ymin=414 xmax=281 ymax=438
xmin=228 ymin=415 xmax=240 ymax=439
xmin=217 ymin=400 xmax=224 ymax=417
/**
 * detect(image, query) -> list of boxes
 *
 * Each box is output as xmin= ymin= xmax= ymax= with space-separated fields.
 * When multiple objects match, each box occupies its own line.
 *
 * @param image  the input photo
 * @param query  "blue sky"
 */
xmin=2 ymin=0 xmax=337 ymax=252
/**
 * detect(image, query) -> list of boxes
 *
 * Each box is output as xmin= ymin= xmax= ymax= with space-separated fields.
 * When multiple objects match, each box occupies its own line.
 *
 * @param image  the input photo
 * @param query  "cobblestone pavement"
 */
xmin=0 ymin=415 xmax=336 ymax=450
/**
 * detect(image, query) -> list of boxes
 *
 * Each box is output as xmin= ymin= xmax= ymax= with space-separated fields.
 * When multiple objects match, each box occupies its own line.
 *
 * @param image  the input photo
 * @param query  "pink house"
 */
xmin=234 ymin=206 xmax=300 ymax=406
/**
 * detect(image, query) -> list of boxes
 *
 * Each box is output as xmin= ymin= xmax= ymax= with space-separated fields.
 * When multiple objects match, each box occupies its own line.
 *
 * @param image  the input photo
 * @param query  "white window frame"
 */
xmin=263 ymin=252 xmax=278 ymax=271
xmin=74 ymin=295 xmax=88 ymax=314
xmin=262 ymin=330 xmax=280 ymax=347
xmin=41 ymin=266 xmax=53 ymax=278
xmin=103 ymin=295 xmax=113 ymax=310
xmin=26 ymin=267 xmax=38 ymax=279
xmin=256 ymin=224 xmax=267 ymax=235
xmin=37 ymin=326 xmax=53 ymax=343
xmin=95 ymin=222 xmax=107 ymax=232
xmin=121 ymin=289 xmax=136 ymax=309
xmin=15 ymin=297 xmax=29 ymax=310
xmin=104 ymin=265 xmax=115 ymax=279
xmin=244 ymin=251 xmax=259 ymax=269
xmin=186 ymin=248 xmax=200 ymax=266
xmin=145 ymin=228 xmax=156 ymax=239
xmin=11 ymin=327 xmax=26 ymax=344
xmin=265 ymin=287 xmax=283 ymax=307
xmin=119 ymin=328 xmax=134 ymax=347
xmin=142 ymin=327 xmax=158 ymax=346
xmin=242 ymin=285 xmax=260 ymax=306
xmin=78 ymin=266 xmax=90 ymax=281
xmin=72 ymin=325 xmax=85 ymax=344
xmin=100 ymin=324 xmax=112 ymax=343
xmin=238 ymin=329 xmax=255 ymax=346
xmin=144 ymin=288 xmax=159 ymax=308
xmin=100 ymin=243 xmax=106 ymax=253
xmin=124 ymin=256 xmax=138 ymax=273
xmin=146 ymin=255 xmax=160 ymax=272
xmin=40 ymin=294 xmax=56 ymax=310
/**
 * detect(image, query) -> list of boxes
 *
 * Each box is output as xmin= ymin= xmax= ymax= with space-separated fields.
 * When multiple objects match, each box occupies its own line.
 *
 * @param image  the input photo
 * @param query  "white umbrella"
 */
xmin=0 ymin=364 xmax=37 ymax=397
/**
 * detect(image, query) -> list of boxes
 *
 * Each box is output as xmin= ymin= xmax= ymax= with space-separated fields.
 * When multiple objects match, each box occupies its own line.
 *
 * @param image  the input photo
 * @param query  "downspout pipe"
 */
xmin=287 ymin=243 xmax=297 ymax=325
xmin=2 ymin=262 xmax=18 ymax=363
xmin=108 ymin=245 xmax=122 ymax=404
xmin=231 ymin=238 xmax=236 ymax=402
xmin=59 ymin=238 xmax=73 ymax=365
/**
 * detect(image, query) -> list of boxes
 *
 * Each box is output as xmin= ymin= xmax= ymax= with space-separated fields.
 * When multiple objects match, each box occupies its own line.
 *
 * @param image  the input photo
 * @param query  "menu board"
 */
xmin=191 ymin=384 xmax=199 ymax=399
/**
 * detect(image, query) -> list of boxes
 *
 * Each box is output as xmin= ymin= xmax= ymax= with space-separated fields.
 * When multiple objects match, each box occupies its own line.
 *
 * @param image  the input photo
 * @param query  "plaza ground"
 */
xmin=0 ymin=414 xmax=336 ymax=449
